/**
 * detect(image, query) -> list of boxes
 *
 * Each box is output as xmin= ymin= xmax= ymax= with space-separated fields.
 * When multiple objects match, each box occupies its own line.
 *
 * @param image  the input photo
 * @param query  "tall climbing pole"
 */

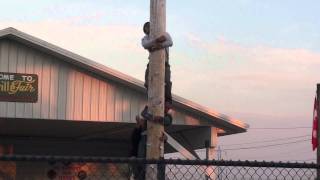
xmin=146 ymin=0 xmax=166 ymax=159
xmin=146 ymin=0 xmax=166 ymax=178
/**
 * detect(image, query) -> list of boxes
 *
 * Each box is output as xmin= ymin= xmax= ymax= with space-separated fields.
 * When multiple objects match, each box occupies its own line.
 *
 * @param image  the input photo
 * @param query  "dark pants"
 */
xmin=144 ymin=62 xmax=172 ymax=105
xmin=132 ymin=135 xmax=147 ymax=180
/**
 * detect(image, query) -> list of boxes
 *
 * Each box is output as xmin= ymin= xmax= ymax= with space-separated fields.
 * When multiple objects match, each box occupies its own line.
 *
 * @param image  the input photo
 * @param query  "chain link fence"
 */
xmin=0 ymin=155 xmax=318 ymax=180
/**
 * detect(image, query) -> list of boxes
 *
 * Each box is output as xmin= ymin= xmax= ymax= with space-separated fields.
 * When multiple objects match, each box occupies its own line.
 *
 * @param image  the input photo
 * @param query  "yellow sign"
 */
xmin=0 ymin=72 xmax=38 ymax=102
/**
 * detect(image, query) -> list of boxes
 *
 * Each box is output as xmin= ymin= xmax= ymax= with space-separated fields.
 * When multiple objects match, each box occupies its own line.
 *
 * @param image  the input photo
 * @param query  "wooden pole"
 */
xmin=317 ymin=84 xmax=320 ymax=180
xmin=146 ymin=0 xmax=166 ymax=178
xmin=147 ymin=0 xmax=166 ymax=159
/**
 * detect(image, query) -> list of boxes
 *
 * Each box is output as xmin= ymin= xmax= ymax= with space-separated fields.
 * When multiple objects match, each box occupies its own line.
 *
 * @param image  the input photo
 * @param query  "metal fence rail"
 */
xmin=0 ymin=155 xmax=318 ymax=180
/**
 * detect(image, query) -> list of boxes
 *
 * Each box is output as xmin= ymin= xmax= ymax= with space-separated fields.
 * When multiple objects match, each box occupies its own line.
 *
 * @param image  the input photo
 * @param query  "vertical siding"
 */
xmin=130 ymin=93 xmax=147 ymax=122
xmin=115 ymin=86 xmax=123 ymax=122
xmin=15 ymin=44 xmax=26 ymax=118
xmin=0 ymin=40 xmax=150 ymax=122
xmin=49 ymin=59 xmax=59 ymax=119
xmin=107 ymin=84 xmax=115 ymax=121
xmin=98 ymin=81 xmax=107 ymax=121
xmin=7 ymin=41 xmax=17 ymax=117
xmin=24 ymin=48 xmax=34 ymax=118
xmin=65 ymin=68 xmax=75 ymax=120
xmin=90 ymin=78 xmax=99 ymax=121
xmin=32 ymin=53 xmax=43 ymax=119
xmin=122 ymin=88 xmax=131 ymax=122
xmin=73 ymin=71 xmax=84 ymax=120
xmin=130 ymin=92 xmax=140 ymax=123
xmin=138 ymin=94 xmax=147 ymax=115
xmin=0 ymin=40 xmax=8 ymax=117
xmin=0 ymin=39 xmax=200 ymax=126
xmin=40 ymin=55 xmax=51 ymax=119
xmin=82 ymin=74 xmax=91 ymax=120
xmin=57 ymin=64 xmax=68 ymax=120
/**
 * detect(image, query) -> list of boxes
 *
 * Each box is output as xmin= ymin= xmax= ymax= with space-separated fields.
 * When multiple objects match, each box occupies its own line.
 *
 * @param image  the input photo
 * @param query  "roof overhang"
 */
xmin=0 ymin=117 xmax=216 ymax=154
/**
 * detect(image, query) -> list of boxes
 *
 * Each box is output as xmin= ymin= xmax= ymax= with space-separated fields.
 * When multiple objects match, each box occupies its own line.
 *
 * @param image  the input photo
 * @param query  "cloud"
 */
xmin=184 ymin=33 xmax=320 ymax=82
xmin=0 ymin=20 xmax=148 ymax=80
xmin=176 ymin=33 xmax=320 ymax=119
xmin=1 ymin=20 xmax=143 ymax=51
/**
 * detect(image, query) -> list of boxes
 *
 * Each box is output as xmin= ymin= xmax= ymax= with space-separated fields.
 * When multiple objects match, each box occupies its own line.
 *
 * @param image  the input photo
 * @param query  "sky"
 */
xmin=0 ymin=0 xmax=319 ymax=162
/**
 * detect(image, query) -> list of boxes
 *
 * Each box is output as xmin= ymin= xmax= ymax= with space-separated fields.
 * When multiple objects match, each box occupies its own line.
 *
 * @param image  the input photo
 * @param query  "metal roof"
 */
xmin=0 ymin=27 xmax=249 ymax=135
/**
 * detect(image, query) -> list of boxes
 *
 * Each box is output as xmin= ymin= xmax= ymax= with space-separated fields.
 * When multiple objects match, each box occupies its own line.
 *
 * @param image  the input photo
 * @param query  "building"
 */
xmin=0 ymin=27 xmax=248 ymax=178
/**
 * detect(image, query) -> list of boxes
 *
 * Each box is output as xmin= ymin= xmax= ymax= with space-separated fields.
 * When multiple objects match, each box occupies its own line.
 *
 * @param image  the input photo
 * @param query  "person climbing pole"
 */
xmin=141 ymin=21 xmax=173 ymax=126
xmin=142 ymin=21 xmax=173 ymax=108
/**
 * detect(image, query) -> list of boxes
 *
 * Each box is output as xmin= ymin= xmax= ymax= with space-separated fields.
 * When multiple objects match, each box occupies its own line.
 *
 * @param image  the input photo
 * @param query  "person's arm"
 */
xmin=149 ymin=33 xmax=173 ymax=52
xmin=141 ymin=36 xmax=156 ymax=50
xmin=160 ymin=32 xmax=173 ymax=48
xmin=142 ymin=33 xmax=173 ymax=51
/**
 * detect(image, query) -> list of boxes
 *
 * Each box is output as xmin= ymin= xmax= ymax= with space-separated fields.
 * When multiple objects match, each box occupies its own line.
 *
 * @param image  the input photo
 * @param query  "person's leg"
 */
xmin=136 ymin=135 xmax=147 ymax=180
xmin=144 ymin=63 xmax=149 ymax=89
xmin=157 ymin=158 xmax=166 ymax=180
xmin=165 ymin=62 xmax=172 ymax=106
xmin=165 ymin=82 xmax=172 ymax=105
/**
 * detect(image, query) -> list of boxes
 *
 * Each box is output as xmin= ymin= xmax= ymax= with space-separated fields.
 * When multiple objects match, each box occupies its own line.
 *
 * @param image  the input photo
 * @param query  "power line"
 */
xmin=222 ymin=139 xmax=311 ymax=151
xmin=245 ymin=145 xmax=312 ymax=160
xmin=250 ymin=127 xmax=311 ymax=130
xmin=292 ymin=158 xmax=316 ymax=162
xmin=220 ymin=135 xmax=311 ymax=147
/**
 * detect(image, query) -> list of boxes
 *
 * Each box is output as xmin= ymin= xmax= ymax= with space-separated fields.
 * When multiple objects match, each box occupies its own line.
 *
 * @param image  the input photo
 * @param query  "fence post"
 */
xmin=317 ymin=84 xmax=320 ymax=180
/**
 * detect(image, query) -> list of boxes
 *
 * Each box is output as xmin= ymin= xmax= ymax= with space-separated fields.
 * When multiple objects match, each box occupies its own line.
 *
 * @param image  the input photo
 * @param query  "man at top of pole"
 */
xmin=141 ymin=21 xmax=173 ymax=122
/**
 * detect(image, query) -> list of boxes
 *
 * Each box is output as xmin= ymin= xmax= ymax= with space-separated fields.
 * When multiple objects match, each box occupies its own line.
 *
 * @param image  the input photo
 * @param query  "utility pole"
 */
xmin=146 ymin=0 xmax=166 ymax=178
xmin=147 ymin=0 xmax=166 ymax=159
xmin=317 ymin=84 xmax=320 ymax=180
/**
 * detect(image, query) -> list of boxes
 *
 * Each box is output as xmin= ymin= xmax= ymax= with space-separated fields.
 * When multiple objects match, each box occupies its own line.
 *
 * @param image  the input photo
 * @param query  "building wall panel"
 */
xmin=15 ymin=44 xmax=26 ymax=118
xmin=90 ymin=78 xmax=99 ymax=121
xmin=0 ymin=41 xmax=9 ymax=117
xmin=65 ymin=68 xmax=75 ymax=120
xmin=106 ymin=84 xmax=115 ymax=121
xmin=82 ymin=74 xmax=91 ymax=121
xmin=57 ymin=64 xmax=68 ymax=120
xmin=32 ymin=53 xmax=43 ymax=119
xmin=98 ymin=81 xmax=107 ymax=121
xmin=0 ymin=39 xmax=205 ymax=126
xmin=73 ymin=71 xmax=84 ymax=120
xmin=49 ymin=60 xmax=59 ymax=119
xmin=7 ymin=41 xmax=17 ymax=118
xmin=122 ymin=88 xmax=131 ymax=122
xmin=40 ymin=55 xmax=51 ymax=119
xmin=130 ymin=92 xmax=140 ymax=123
xmin=24 ymin=47 xmax=34 ymax=118
xmin=115 ymin=86 xmax=123 ymax=122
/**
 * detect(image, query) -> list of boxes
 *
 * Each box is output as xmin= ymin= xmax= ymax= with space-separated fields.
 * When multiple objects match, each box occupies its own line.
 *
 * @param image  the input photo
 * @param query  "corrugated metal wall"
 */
xmin=0 ymin=39 xmax=202 ymax=125
xmin=0 ymin=39 xmax=147 ymax=123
